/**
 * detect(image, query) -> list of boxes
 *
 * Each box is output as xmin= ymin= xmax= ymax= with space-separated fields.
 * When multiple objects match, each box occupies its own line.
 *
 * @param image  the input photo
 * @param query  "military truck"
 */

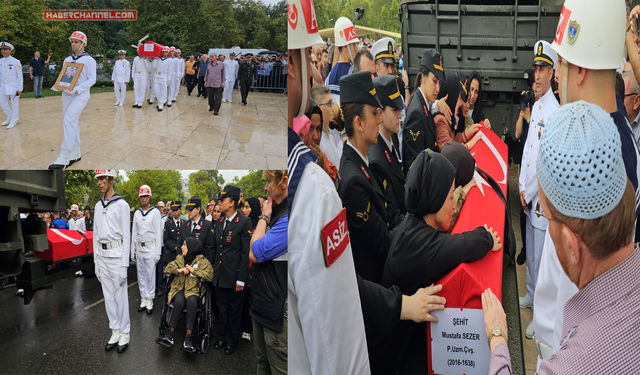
xmin=0 ymin=171 xmax=94 ymax=304
xmin=399 ymin=0 xmax=562 ymax=144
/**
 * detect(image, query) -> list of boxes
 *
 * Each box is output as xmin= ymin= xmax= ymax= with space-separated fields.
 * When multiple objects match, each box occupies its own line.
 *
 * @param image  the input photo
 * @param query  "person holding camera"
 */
xmin=517 ymin=40 xmax=559 ymax=340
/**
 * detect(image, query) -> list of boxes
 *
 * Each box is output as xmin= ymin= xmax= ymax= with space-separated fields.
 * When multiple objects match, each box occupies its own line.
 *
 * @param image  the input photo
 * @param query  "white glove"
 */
xmin=67 ymin=88 xmax=78 ymax=95
xmin=50 ymin=86 xmax=60 ymax=92
xmin=119 ymin=267 xmax=127 ymax=286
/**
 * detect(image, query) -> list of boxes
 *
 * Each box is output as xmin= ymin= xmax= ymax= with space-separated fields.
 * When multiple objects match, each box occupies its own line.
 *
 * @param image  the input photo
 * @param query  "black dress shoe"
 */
xmin=517 ymin=246 xmax=526 ymax=266
xmin=171 ymin=99 xmax=176 ymax=102
xmin=105 ymin=342 xmax=118 ymax=351
xmin=138 ymin=305 xmax=146 ymax=312
xmin=117 ymin=343 xmax=128 ymax=353
xmin=48 ymin=163 xmax=67 ymax=170
xmin=146 ymin=307 xmax=153 ymax=315
xmin=197 ymin=94 xmax=201 ymax=97
xmin=167 ymin=103 xmax=171 ymax=107
xmin=132 ymin=104 xmax=137 ymax=108
xmin=213 ymin=339 xmax=225 ymax=350
xmin=224 ymin=345 xmax=234 ymax=355
xmin=214 ymin=112 xmax=218 ymax=116
xmin=208 ymin=108 xmax=214 ymax=112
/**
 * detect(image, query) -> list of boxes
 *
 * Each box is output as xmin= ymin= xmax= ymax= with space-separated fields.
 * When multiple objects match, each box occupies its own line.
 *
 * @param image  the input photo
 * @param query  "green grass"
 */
xmin=20 ymin=86 xmax=122 ymax=98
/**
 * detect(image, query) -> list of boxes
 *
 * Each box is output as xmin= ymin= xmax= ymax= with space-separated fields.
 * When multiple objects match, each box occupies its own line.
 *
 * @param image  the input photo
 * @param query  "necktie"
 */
xmin=224 ymin=219 xmax=230 ymax=231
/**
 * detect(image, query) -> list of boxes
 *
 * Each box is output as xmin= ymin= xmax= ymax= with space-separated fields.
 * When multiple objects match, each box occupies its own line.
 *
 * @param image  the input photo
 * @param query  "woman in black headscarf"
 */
xmin=442 ymin=142 xmax=477 ymax=230
xmin=243 ymin=197 xmax=261 ymax=230
xmin=379 ymin=150 xmax=501 ymax=374
xmin=161 ymin=238 xmax=213 ymax=351
xmin=467 ymin=71 xmax=485 ymax=124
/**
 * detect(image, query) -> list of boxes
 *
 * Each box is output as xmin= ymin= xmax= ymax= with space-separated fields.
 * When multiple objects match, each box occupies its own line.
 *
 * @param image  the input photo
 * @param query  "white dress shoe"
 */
xmin=69 ymin=146 xmax=81 ymax=164
xmin=519 ymin=296 xmax=533 ymax=309
xmin=1 ymin=119 xmax=10 ymax=126
xmin=525 ymin=321 xmax=534 ymax=339
xmin=115 ymin=101 xmax=120 ymax=106
xmin=48 ymin=150 xmax=71 ymax=169
xmin=119 ymin=102 xmax=123 ymax=107
xmin=7 ymin=122 xmax=17 ymax=129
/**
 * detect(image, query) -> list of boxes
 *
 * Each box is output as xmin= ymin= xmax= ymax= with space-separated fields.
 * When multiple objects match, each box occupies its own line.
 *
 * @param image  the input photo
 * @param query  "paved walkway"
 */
xmin=0 ymin=87 xmax=287 ymax=170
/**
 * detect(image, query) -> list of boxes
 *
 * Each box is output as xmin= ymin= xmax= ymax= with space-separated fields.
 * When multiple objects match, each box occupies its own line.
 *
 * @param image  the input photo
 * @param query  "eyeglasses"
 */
xmin=318 ymin=100 xmax=334 ymax=107
xmin=534 ymin=201 xmax=553 ymax=221
xmin=625 ymin=93 xmax=639 ymax=97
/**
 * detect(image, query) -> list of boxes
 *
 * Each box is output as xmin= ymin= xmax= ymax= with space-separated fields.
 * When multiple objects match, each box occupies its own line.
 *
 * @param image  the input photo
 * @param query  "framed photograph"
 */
xmin=54 ymin=62 xmax=84 ymax=91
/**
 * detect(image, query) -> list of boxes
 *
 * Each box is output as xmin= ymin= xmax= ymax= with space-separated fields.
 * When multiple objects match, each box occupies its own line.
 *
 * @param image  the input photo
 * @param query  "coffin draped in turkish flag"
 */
xmin=33 ymin=229 xmax=94 ymax=262
xmin=427 ymin=128 xmax=508 ymax=374
xmin=137 ymin=41 xmax=163 ymax=57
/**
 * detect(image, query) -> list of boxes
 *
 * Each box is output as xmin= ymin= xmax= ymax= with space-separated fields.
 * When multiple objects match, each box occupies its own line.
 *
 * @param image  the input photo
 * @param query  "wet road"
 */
xmin=0 ymin=266 xmax=257 ymax=374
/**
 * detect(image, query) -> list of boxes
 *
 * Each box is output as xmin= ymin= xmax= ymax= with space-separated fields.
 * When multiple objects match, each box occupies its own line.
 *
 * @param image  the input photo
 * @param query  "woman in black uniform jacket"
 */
xmin=402 ymin=49 xmax=446 ymax=171
xmin=379 ymin=150 xmax=502 ymax=374
xmin=368 ymin=75 xmax=406 ymax=227
xmin=337 ymin=71 xmax=392 ymax=284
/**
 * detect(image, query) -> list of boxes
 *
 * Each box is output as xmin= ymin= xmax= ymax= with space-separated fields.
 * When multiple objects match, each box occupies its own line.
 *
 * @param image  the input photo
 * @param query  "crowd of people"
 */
xmin=288 ymin=0 xmax=640 ymax=373
xmin=15 ymin=170 xmax=288 ymax=374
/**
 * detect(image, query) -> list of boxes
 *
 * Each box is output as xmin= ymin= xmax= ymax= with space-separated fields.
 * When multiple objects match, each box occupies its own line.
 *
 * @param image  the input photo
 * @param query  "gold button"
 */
xmin=219 ymin=261 xmax=222 ymax=264
xmin=527 ymin=163 xmax=529 ymax=167
xmin=220 ymin=253 xmax=222 ymax=256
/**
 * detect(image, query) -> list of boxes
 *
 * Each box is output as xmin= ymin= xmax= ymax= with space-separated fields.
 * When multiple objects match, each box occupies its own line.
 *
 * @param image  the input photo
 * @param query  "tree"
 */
xmin=231 ymin=170 xmax=267 ymax=198
xmin=315 ymin=0 xmax=341 ymax=30
xmin=189 ymin=170 xmax=225 ymax=202
xmin=64 ymin=170 xmax=103 ymax=210
xmin=118 ymin=170 xmax=184 ymax=209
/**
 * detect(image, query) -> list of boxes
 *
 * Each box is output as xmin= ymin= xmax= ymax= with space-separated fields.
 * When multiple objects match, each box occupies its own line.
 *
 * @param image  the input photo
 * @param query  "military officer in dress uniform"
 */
xmin=223 ymin=52 xmax=239 ymax=103
xmin=131 ymin=49 xmax=147 ymax=108
xmin=131 ymin=184 xmax=163 ymax=315
xmin=49 ymin=31 xmax=97 ymax=169
xmin=111 ymin=50 xmax=130 ymax=107
xmin=170 ymin=49 xmax=184 ymax=103
xmin=179 ymin=196 xmax=215 ymax=261
xmin=337 ymin=71 xmax=394 ymax=284
xmin=163 ymin=201 xmax=184 ymax=266
xmin=146 ymin=56 xmax=156 ymax=105
xmin=402 ymin=49 xmax=445 ymax=171
xmin=0 ymin=41 xmax=23 ymax=129
xmin=154 ymin=46 xmax=171 ymax=111
xmin=518 ymin=40 xmax=559 ymax=338
xmin=83 ymin=205 xmax=93 ymax=231
xmin=368 ymin=75 xmax=406 ymax=226
xmin=238 ymin=53 xmax=257 ymax=105
xmin=69 ymin=204 xmax=86 ymax=230
xmin=92 ymin=170 xmax=131 ymax=353
xmin=211 ymin=185 xmax=252 ymax=356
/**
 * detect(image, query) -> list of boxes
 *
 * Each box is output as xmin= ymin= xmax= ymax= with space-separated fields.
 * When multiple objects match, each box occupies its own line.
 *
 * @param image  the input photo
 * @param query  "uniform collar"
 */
xmin=346 ymin=139 xmax=369 ymax=166
xmin=379 ymin=131 xmax=394 ymax=152
xmin=538 ymin=87 xmax=555 ymax=106
xmin=224 ymin=211 xmax=238 ymax=222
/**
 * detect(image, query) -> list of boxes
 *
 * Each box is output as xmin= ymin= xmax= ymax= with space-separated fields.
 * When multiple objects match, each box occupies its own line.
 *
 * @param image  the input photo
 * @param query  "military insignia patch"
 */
xmin=568 ymin=21 xmax=579 ymax=45
xmin=385 ymin=150 xmax=392 ymax=163
xmin=356 ymin=202 xmax=371 ymax=222
xmin=537 ymin=43 xmax=543 ymax=56
xmin=360 ymin=165 xmax=370 ymax=179
xmin=409 ymin=129 xmax=421 ymax=141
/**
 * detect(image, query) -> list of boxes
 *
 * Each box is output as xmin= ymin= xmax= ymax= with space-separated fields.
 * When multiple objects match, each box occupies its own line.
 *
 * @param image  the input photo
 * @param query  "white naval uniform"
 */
xmin=320 ymin=130 xmax=341 ymax=170
xmin=131 ymin=206 xmax=162 ymax=301
xmin=519 ymin=88 xmax=558 ymax=302
xmin=111 ymin=58 xmax=130 ymax=105
xmin=289 ymin=162 xmax=370 ymax=375
xmin=0 ymin=55 xmax=23 ymax=125
xmin=69 ymin=216 xmax=86 ymax=231
xmin=532 ymin=230 xmax=578 ymax=369
xmin=93 ymin=194 xmax=131 ymax=334
xmin=223 ymin=59 xmax=239 ymax=101
xmin=166 ymin=57 xmax=176 ymax=101
xmin=146 ymin=58 xmax=156 ymax=101
xmin=131 ymin=56 xmax=148 ymax=104
xmin=170 ymin=57 xmax=184 ymax=101
xmin=154 ymin=57 xmax=171 ymax=105
xmin=60 ymin=53 xmax=96 ymax=152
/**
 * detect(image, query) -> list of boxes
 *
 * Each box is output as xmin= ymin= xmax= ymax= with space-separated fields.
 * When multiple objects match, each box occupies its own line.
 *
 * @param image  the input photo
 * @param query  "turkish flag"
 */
xmin=33 ymin=229 xmax=94 ymax=262
xmin=427 ymin=128 xmax=508 ymax=374
xmin=137 ymin=41 xmax=164 ymax=57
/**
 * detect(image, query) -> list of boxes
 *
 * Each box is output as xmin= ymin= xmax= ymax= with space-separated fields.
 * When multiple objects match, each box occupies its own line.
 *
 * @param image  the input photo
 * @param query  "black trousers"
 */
xmin=170 ymin=290 xmax=199 ymax=330
xmin=197 ymin=76 xmax=207 ymax=97
xmin=207 ymin=87 xmax=223 ymax=113
xmin=240 ymin=79 xmax=251 ymax=103
xmin=241 ymin=286 xmax=252 ymax=333
xmin=215 ymin=286 xmax=245 ymax=348
xmin=185 ymin=74 xmax=196 ymax=94
xmin=155 ymin=259 xmax=165 ymax=291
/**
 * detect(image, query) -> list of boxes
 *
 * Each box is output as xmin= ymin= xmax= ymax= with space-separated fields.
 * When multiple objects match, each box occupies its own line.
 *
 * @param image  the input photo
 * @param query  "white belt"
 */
xmin=533 ymin=334 xmax=554 ymax=361
xmin=100 ymin=240 xmax=123 ymax=250
xmin=136 ymin=240 xmax=155 ymax=247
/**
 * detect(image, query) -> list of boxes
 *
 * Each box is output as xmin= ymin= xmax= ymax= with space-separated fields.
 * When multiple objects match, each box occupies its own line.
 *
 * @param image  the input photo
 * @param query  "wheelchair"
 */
xmin=156 ymin=273 xmax=212 ymax=354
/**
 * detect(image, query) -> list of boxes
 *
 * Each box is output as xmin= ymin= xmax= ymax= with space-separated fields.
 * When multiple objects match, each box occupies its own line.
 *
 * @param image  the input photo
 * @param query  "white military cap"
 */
xmin=0 ymin=41 xmax=14 ymax=51
xmin=371 ymin=37 xmax=396 ymax=64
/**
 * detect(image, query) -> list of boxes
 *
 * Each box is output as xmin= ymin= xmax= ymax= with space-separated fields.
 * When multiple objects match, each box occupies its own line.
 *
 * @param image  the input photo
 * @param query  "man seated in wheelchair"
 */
xmin=161 ymin=238 xmax=213 ymax=350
